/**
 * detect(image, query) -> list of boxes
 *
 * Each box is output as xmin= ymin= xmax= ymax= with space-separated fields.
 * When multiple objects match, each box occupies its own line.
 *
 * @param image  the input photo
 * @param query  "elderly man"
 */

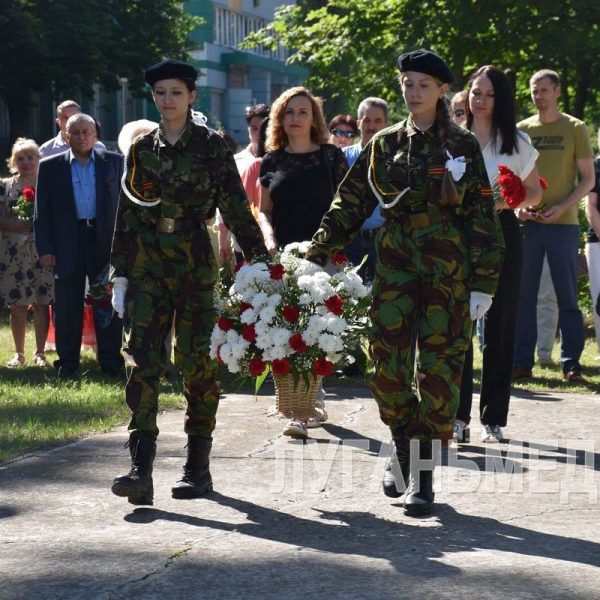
xmin=35 ymin=113 xmax=124 ymax=378
xmin=39 ymin=100 xmax=106 ymax=158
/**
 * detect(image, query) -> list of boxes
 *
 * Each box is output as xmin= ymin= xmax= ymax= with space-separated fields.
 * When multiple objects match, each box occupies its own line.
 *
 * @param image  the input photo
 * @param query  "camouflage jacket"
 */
xmin=306 ymin=118 xmax=504 ymax=295
xmin=111 ymin=121 xmax=268 ymax=277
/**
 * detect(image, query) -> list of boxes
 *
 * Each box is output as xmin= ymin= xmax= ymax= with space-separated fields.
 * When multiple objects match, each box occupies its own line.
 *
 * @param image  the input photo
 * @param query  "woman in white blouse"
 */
xmin=455 ymin=65 xmax=542 ymax=443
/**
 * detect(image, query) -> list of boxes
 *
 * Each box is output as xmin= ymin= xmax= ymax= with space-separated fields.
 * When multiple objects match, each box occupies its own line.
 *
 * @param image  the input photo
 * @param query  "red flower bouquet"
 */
xmin=495 ymin=165 xmax=526 ymax=209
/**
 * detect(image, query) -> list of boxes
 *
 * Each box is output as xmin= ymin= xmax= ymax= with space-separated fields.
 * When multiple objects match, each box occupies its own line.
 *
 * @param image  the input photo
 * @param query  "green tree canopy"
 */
xmin=244 ymin=0 xmax=600 ymax=127
xmin=0 ymin=0 xmax=200 ymax=145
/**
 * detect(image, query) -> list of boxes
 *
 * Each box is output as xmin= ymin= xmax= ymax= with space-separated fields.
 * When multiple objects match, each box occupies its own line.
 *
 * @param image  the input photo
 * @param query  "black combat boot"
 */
xmin=403 ymin=439 xmax=435 ymax=516
xmin=171 ymin=436 xmax=213 ymax=499
xmin=382 ymin=426 xmax=411 ymax=498
xmin=111 ymin=433 xmax=156 ymax=505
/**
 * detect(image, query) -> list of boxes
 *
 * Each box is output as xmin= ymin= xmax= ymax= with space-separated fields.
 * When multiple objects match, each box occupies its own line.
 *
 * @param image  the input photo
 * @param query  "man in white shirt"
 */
xmin=39 ymin=100 xmax=106 ymax=158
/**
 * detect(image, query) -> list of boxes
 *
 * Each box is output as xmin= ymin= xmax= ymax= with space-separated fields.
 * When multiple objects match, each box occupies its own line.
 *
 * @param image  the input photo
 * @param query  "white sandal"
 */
xmin=7 ymin=353 xmax=25 ymax=368
xmin=33 ymin=352 xmax=49 ymax=367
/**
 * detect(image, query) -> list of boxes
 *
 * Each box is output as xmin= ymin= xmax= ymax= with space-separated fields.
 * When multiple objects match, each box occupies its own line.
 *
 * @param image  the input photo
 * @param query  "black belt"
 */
xmin=79 ymin=218 xmax=96 ymax=227
xmin=361 ymin=228 xmax=379 ymax=240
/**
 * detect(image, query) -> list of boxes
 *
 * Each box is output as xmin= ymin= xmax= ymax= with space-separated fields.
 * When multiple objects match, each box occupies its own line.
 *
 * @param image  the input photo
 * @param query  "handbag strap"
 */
xmin=320 ymin=144 xmax=335 ymax=197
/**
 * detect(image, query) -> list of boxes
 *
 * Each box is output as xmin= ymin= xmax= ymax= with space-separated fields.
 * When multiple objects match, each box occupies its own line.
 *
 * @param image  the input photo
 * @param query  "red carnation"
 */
xmin=282 ymin=305 xmax=300 ymax=323
xmin=539 ymin=176 xmax=549 ymax=190
xmin=239 ymin=302 xmax=253 ymax=314
xmin=248 ymin=356 xmax=266 ymax=376
xmin=22 ymin=186 xmax=35 ymax=201
xmin=314 ymin=356 xmax=334 ymax=376
xmin=242 ymin=324 xmax=257 ymax=342
xmin=324 ymin=295 xmax=344 ymax=315
xmin=289 ymin=333 xmax=307 ymax=353
xmin=218 ymin=316 xmax=234 ymax=331
xmin=331 ymin=253 xmax=348 ymax=266
xmin=234 ymin=260 xmax=247 ymax=273
xmin=271 ymin=358 xmax=291 ymax=376
xmin=497 ymin=164 xmax=526 ymax=209
xmin=269 ymin=264 xmax=285 ymax=280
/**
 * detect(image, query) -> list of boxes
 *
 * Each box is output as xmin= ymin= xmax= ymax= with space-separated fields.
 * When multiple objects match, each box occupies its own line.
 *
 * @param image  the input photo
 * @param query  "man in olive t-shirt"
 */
xmin=513 ymin=69 xmax=595 ymax=382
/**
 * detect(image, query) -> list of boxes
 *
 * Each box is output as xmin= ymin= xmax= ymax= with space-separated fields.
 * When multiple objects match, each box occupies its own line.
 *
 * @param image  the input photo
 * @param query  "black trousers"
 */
xmin=457 ymin=211 xmax=522 ymax=427
xmin=54 ymin=222 xmax=123 ymax=373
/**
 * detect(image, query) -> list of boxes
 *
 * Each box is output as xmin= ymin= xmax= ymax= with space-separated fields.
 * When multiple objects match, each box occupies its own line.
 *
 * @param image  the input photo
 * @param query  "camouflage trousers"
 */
xmin=123 ymin=231 xmax=219 ymax=440
xmin=368 ymin=220 xmax=472 ymax=442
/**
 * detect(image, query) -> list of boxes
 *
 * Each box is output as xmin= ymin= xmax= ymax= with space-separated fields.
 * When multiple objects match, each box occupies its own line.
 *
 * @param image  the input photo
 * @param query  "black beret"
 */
xmin=397 ymin=49 xmax=454 ymax=84
xmin=144 ymin=59 xmax=198 ymax=87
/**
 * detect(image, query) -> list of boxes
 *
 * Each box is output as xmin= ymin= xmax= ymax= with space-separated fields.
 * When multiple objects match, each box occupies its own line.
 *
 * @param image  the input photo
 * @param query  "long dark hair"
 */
xmin=466 ymin=65 xmax=518 ymax=155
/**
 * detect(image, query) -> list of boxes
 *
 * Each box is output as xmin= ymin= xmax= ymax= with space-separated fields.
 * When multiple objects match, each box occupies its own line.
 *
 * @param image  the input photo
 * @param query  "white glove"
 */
xmin=469 ymin=291 xmax=493 ymax=320
xmin=111 ymin=277 xmax=128 ymax=319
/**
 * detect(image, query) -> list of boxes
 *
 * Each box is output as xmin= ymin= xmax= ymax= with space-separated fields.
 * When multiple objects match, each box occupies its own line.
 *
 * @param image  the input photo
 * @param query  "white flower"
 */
xmin=299 ymin=293 xmax=312 ymax=306
xmin=240 ymin=309 xmax=258 ymax=324
xmin=271 ymin=326 xmax=292 ymax=347
xmin=259 ymin=305 xmax=276 ymax=323
xmin=318 ymin=333 xmax=344 ymax=353
xmin=324 ymin=314 xmax=347 ymax=335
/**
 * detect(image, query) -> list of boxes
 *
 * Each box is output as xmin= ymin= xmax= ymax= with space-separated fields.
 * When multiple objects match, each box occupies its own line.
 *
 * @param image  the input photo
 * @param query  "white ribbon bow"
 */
xmin=445 ymin=151 xmax=466 ymax=182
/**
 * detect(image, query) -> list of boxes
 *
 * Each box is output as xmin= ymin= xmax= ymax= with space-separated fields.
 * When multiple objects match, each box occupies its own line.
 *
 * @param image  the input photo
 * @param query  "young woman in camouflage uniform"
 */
xmin=305 ymin=50 xmax=504 ymax=516
xmin=110 ymin=60 xmax=268 ymax=505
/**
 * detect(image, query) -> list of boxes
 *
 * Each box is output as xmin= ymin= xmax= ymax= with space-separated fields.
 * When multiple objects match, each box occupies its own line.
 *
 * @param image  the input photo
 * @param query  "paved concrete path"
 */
xmin=1 ymin=385 xmax=599 ymax=599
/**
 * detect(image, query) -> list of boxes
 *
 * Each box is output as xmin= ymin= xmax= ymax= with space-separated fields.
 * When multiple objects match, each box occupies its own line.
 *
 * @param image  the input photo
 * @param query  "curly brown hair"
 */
xmin=265 ymin=86 xmax=329 ymax=151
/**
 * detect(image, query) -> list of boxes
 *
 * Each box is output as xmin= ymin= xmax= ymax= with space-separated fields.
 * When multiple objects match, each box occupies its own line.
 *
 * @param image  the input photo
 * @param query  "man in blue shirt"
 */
xmin=342 ymin=97 xmax=389 ymax=283
xmin=35 ymin=113 xmax=124 ymax=378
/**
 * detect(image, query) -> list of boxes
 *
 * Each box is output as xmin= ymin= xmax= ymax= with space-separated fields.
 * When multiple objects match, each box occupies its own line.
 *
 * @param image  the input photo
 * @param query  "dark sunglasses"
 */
xmin=453 ymin=108 xmax=465 ymax=117
xmin=331 ymin=128 xmax=355 ymax=139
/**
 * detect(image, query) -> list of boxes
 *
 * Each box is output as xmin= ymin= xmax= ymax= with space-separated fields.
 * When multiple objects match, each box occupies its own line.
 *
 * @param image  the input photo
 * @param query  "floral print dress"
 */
xmin=0 ymin=176 xmax=54 ymax=307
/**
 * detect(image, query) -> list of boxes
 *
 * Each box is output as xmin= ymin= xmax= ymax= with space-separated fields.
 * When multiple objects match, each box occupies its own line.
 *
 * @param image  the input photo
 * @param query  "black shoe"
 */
xmin=101 ymin=366 xmax=126 ymax=378
xmin=172 ymin=436 xmax=213 ymax=499
xmin=382 ymin=426 xmax=410 ymax=498
xmin=403 ymin=440 xmax=435 ymax=517
xmin=111 ymin=433 xmax=156 ymax=505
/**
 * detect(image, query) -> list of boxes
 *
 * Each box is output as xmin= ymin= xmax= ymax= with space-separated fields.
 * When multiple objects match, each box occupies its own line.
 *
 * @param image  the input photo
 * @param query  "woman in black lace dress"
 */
xmin=258 ymin=86 xmax=348 ymax=255
xmin=258 ymin=86 xmax=348 ymax=438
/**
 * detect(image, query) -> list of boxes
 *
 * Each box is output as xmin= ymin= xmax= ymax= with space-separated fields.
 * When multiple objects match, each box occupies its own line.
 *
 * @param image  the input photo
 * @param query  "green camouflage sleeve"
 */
xmin=305 ymin=143 xmax=377 ymax=265
xmin=463 ymin=140 xmax=505 ymax=295
xmin=110 ymin=141 xmax=161 ymax=279
xmin=211 ymin=136 xmax=269 ymax=261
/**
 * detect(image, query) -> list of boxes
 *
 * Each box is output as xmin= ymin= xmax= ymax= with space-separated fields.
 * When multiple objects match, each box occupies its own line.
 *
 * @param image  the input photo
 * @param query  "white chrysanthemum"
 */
xmin=295 ymin=258 xmax=323 ymax=278
xmin=324 ymin=314 xmax=347 ymax=335
xmin=259 ymin=305 xmax=276 ymax=323
xmin=299 ymin=293 xmax=312 ymax=306
xmin=266 ymin=293 xmax=282 ymax=307
xmin=271 ymin=326 xmax=292 ymax=347
xmin=210 ymin=326 xmax=227 ymax=348
xmin=240 ymin=309 xmax=258 ymax=324
xmin=318 ymin=333 xmax=344 ymax=353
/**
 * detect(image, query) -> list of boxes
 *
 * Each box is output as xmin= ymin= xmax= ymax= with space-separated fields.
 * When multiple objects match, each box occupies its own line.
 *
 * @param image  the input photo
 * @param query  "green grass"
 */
xmin=1 ymin=312 xmax=599 ymax=463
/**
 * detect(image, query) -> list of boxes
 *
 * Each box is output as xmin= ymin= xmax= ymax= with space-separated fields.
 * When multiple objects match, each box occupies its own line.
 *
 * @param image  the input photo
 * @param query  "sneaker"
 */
xmin=283 ymin=419 xmax=308 ymax=439
xmin=511 ymin=366 xmax=532 ymax=382
xmin=452 ymin=420 xmax=470 ymax=443
xmin=481 ymin=424 xmax=503 ymax=443
xmin=564 ymin=369 xmax=587 ymax=384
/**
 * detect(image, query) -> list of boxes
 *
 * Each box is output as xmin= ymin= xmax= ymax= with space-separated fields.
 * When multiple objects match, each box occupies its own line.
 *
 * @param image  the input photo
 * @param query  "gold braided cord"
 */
xmin=127 ymin=138 xmax=161 ymax=204
xmin=369 ymin=142 xmax=400 ymax=197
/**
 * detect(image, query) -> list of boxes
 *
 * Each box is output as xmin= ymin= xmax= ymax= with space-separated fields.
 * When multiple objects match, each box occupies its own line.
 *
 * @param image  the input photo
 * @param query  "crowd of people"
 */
xmin=1 ymin=49 xmax=598 ymax=517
